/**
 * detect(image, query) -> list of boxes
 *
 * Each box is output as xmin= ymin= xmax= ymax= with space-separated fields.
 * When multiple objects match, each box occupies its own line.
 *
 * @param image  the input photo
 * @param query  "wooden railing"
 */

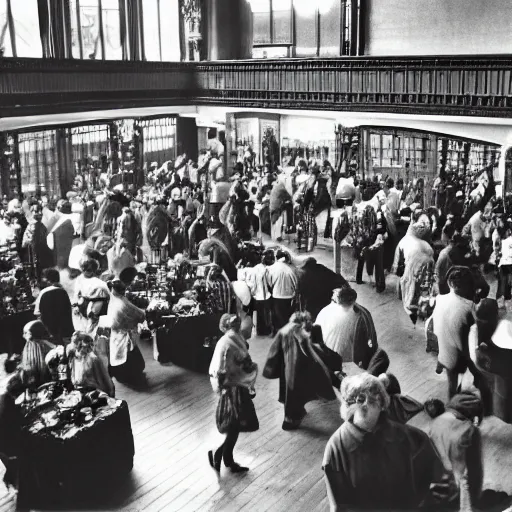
xmin=0 ymin=58 xmax=196 ymax=117
xmin=1 ymin=55 xmax=512 ymax=118
xmin=193 ymin=55 xmax=512 ymax=117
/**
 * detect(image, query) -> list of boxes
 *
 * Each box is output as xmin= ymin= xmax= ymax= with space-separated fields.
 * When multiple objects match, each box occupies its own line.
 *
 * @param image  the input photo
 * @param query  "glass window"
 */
xmin=0 ymin=0 xmax=14 ymax=58
xmin=142 ymin=0 xmax=180 ymax=61
xmin=9 ymin=0 xmax=42 ymax=58
xmin=140 ymin=117 xmax=176 ymax=168
xmin=250 ymin=0 xmax=292 ymax=46
xmin=102 ymin=0 xmax=122 ymax=60
xmin=71 ymin=0 xmax=101 ymax=59
xmin=18 ymin=131 xmax=60 ymax=199
xmin=70 ymin=0 xmax=122 ymax=60
xmin=0 ymin=0 xmax=42 ymax=58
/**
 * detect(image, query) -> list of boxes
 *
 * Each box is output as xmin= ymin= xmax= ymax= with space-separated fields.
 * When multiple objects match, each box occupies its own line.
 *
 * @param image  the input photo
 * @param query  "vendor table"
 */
xmin=154 ymin=313 xmax=222 ymax=373
xmin=17 ymin=399 xmax=134 ymax=509
xmin=0 ymin=310 xmax=35 ymax=355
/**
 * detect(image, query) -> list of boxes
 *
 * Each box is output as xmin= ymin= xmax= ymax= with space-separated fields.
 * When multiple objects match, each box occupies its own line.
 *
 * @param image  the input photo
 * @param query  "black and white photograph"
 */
xmin=0 ymin=0 xmax=511 ymax=510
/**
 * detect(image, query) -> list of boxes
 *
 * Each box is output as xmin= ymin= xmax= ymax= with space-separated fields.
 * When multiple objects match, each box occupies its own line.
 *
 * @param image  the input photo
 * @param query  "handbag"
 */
xmin=216 ymin=387 xmax=259 ymax=434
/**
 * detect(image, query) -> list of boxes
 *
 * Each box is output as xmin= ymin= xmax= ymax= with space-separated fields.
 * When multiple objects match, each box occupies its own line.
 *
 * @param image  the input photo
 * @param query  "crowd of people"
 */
xmin=0 ymin=137 xmax=510 ymax=511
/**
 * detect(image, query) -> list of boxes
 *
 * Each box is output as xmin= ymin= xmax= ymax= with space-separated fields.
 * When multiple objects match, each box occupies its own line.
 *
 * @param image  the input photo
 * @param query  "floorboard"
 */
xmin=1 ymin=247 xmax=511 ymax=512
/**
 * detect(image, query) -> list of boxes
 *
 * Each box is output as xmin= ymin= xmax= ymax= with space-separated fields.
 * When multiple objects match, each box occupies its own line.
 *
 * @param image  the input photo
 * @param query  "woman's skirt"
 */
xmin=109 ymin=345 xmax=145 ymax=384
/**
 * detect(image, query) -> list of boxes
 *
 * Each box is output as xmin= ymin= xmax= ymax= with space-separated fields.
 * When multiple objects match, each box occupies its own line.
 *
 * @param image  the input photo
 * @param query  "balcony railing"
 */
xmin=0 ymin=59 xmax=196 ymax=116
xmin=1 ymin=55 xmax=512 ymax=118
xmin=193 ymin=55 xmax=512 ymax=117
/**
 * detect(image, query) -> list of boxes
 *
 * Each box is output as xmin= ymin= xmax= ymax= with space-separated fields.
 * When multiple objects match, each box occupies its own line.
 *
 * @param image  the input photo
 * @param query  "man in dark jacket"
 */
xmin=34 ymin=268 xmax=74 ymax=344
xmin=298 ymin=257 xmax=348 ymax=320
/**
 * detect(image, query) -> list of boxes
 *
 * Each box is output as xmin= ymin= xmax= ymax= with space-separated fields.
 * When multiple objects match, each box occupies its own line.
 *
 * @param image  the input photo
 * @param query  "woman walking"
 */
xmin=208 ymin=314 xmax=258 ymax=474
xmin=106 ymin=278 xmax=146 ymax=384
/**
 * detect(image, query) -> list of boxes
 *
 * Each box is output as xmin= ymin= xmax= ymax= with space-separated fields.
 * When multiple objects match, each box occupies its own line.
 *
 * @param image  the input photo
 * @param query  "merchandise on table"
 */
xmin=0 ymin=248 xmax=35 ymax=319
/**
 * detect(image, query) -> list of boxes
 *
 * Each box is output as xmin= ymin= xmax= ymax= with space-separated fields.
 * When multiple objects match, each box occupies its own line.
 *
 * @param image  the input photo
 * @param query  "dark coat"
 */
xmin=263 ymin=323 xmax=337 ymax=419
xmin=38 ymin=286 xmax=75 ymax=341
xmin=298 ymin=263 xmax=348 ymax=320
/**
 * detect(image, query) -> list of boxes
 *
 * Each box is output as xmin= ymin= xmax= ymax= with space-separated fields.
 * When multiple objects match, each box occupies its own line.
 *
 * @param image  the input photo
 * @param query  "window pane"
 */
xmin=142 ymin=0 xmax=160 ymax=61
xmin=10 ymin=0 xmax=42 ymax=57
xmin=273 ymin=3 xmax=292 ymax=45
xmin=295 ymin=10 xmax=317 ymax=56
xmin=319 ymin=0 xmax=340 ymax=56
xmin=158 ymin=0 xmax=180 ymax=61
xmin=19 ymin=131 xmax=60 ymax=199
xmin=102 ymin=0 xmax=122 ymax=60
xmin=253 ymin=12 xmax=271 ymax=44
xmin=70 ymin=1 xmax=81 ymax=58
xmin=80 ymin=0 xmax=101 ymax=59
xmin=141 ymin=118 xmax=176 ymax=168
xmin=250 ymin=0 xmax=270 ymax=45
xmin=0 ymin=0 xmax=13 ymax=57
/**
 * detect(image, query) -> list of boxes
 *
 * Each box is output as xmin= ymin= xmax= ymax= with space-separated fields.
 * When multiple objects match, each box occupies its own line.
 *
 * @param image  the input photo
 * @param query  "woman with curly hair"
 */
xmin=208 ymin=314 xmax=258 ymax=474
xmin=323 ymin=373 xmax=447 ymax=511
xmin=65 ymin=331 xmax=115 ymax=396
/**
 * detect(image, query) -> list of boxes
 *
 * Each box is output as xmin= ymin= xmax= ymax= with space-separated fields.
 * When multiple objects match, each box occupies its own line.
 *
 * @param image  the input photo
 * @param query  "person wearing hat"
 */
xmin=315 ymin=285 xmax=378 ymax=370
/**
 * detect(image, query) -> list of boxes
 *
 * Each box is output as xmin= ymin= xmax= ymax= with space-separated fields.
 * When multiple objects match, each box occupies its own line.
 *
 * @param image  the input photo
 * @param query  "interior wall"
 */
xmin=365 ymin=0 xmax=512 ymax=56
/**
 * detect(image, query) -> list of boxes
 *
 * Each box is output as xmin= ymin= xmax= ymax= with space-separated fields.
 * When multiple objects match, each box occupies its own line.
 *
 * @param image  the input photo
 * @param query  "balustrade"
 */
xmin=0 ymin=56 xmax=511 ymax=117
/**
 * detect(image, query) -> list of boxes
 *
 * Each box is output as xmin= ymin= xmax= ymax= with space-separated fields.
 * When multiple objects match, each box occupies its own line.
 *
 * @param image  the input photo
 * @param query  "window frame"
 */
xmin=252 ymin=0 xmax=294 ymax=48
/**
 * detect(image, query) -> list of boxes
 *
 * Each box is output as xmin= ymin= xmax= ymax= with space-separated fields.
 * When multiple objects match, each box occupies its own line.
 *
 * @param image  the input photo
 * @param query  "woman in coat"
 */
xmin=208 ymin=314 xmax=258 ymax=474
xmin=393 ymin=210 xmax=435 ymax=324
xmin=323 ymin=374 xmax=448 ymax=511
xmin=263 ymin=311 xmax=338 ymax=430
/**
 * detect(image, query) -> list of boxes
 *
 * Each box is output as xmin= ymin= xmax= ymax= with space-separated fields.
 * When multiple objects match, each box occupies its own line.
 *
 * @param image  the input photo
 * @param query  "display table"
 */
xmin=0 ymin=310 xmax=35 ymax=355
xmin=17 ymin=396 xmax=134 ymax=509
xmin=154 ymin=313 xmax=222 ymax=373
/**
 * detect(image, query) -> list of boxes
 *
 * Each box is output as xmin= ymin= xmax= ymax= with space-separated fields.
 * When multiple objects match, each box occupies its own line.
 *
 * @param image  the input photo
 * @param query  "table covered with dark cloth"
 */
xmin=155 ymin=313 xmax=222 ymax=372
xmin=17 ymin=396 xmax=134 ymax=509
xmin=0 ymin=310 xmax=35 ymax=355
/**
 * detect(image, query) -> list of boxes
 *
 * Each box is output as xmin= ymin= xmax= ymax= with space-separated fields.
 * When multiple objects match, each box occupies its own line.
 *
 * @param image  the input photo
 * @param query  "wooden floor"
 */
xmin=3 ymin=244 xmax=512 ymax=512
